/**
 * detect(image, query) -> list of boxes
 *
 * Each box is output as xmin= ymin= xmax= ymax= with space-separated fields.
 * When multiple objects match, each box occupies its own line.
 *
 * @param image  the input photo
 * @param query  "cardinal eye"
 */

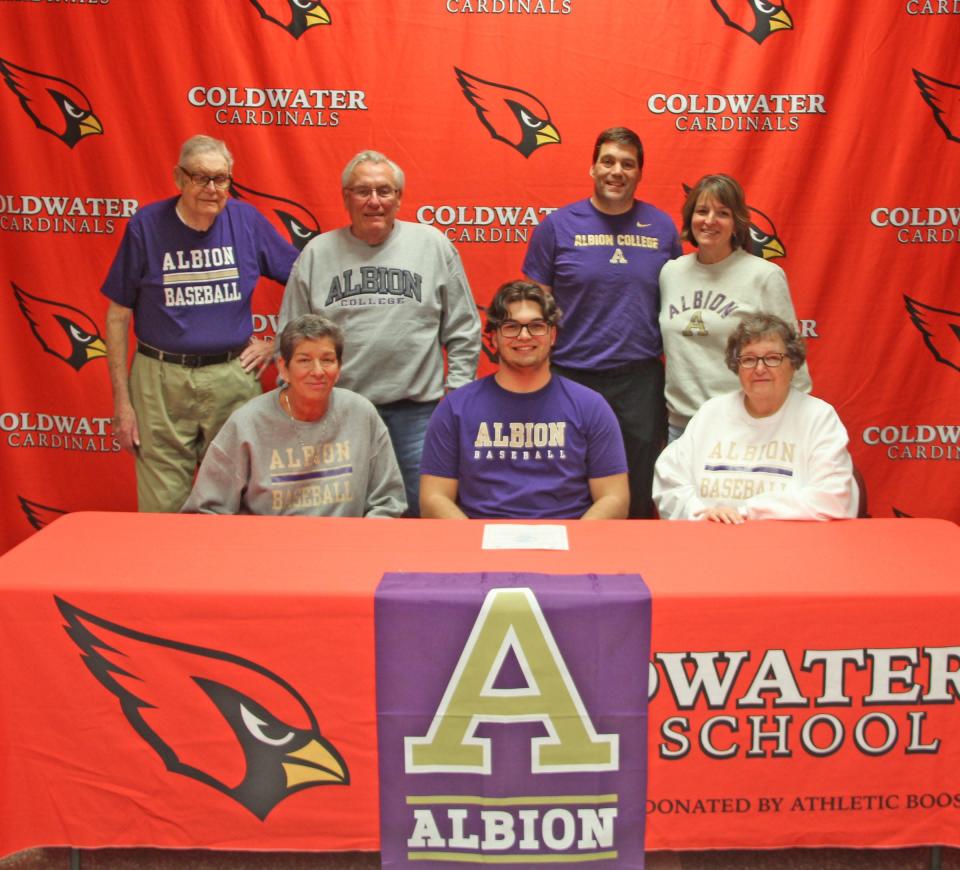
xmin=61 ymin=99 xmax=85 ymax=120
xmin=240 ymin=704 xmax=295 ymax=746
xmin=69 ymin=323 xmax=93 ymax=343
xmin=754 ymin=0 xmax=778 ymax=13
xmin=749 ymin=227 xmax=771 ymax=245
xmin=292 ymin=223 xmax=313 ymax=240
xmin=292 ymin=0 xmax=314 ymax=8
xmin=519 ymin=109 xmax=544 ymax=130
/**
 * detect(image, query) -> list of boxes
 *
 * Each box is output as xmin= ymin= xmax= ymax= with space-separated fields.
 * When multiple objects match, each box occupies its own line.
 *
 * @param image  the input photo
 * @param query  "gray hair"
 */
xmin=278 ymin=314 xmax=344 ymax=364
xmin=725 ymin=312 xmax=806 ymax=374
xmin=175 ymin=135 xmax=234 ymax=179
xmin=341 ymin=150 xmax=405 ymax=192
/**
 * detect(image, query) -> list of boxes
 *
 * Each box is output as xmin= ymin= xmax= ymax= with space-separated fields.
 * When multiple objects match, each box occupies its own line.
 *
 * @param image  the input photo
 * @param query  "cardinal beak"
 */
xmin=762 ymin=238 xmax=786 ymax=260
xmin=535 ymin=123 xmax=561 ymax=146
xmin=769 ymin=9 xmax=793 ymax=32
xmin=282 ymin=738 xmax=348 ymax=787
xmin=79 ymin=113 xmax=103 ymax=137
xmin=306 ymin=3 xmax=332 ymax=26
xmin=85 ymin=337 xmax=107 ymax=361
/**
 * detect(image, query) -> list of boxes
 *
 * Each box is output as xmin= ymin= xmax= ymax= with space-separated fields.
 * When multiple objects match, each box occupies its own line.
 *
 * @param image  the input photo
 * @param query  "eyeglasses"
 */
xmin=178 ymin=166 xmax=232 ymax=189
xmin=346 ymin=186 xmax=398 ymax=201
xmin=498 ymin=320 xmax=550 ymax=338
xmin=737 ymin=352 xmax=786 ymax=369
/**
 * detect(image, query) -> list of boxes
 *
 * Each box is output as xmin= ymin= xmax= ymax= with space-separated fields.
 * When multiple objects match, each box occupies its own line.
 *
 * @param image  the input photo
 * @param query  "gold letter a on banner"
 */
xmin=405 ymin=587 xmax=618 ymax=774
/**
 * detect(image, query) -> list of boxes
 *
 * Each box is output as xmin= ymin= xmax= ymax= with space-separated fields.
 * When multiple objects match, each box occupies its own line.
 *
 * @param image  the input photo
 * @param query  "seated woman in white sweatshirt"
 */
xmin=653 ymin=313 xmax=857 ymax=523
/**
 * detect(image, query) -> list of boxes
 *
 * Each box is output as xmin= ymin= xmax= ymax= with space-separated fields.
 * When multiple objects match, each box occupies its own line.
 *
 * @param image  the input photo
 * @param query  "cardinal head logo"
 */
xmin=230 ymin=180 xmax=321 ymax=251
xmin=57 ymin=597 xmax=349 ymax=819
xmin=682 ymin=184 xmax=786 ymax=259
xmin=455 ymin=67 xmax=560 ymax=158
xmin=18 ymin=496 xmax=67 ymax=531
xmin=710 ymin=0 xmax=793 ymax=44
xmin=0 ymin=57 xmax=102 ymax=147
xmin=746 ymin=202 xmax=786 ymax=259
xmin=904 ymin=295 xmax=960 ymax=373
xmin=913 ymin=70 xmax=960 ymax=144
xmin=13 ymin=283 xmax=106 ymax=371
xmin=248 ymin=0 xmax=331 ymax=38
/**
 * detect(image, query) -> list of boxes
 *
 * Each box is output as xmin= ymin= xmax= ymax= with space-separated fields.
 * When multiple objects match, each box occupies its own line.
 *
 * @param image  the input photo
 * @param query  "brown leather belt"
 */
xmin=137 ymin=341 xmax=246 ymax=368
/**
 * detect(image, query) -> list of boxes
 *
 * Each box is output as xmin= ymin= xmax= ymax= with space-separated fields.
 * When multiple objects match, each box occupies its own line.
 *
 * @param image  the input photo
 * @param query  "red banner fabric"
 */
xmin=0 ymin=2 xmax=957 ymax=550
xmin=0 ymin=514 xmax=959 ymax=856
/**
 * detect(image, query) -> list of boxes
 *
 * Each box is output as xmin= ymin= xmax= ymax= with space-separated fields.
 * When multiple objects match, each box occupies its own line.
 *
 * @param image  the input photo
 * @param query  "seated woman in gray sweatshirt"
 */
xmin=182 ymin=314 xmax=406 ymax=517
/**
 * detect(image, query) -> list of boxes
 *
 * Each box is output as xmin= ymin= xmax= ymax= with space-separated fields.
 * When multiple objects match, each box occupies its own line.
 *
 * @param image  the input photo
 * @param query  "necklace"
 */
xmin=281 ymin=390 xmax=299 ymax=420
xmin=280 ymin=389 xmax=334 ymax=453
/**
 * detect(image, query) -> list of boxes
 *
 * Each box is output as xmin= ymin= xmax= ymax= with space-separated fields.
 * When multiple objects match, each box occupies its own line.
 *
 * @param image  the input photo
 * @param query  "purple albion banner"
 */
xmin=375 ymin=572 xmax=651 ymax=867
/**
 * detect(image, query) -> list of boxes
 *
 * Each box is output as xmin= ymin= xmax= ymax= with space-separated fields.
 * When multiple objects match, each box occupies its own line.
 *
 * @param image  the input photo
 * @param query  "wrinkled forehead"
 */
xmin=740 ymin=332 xmax=787 ymax=353
xmin=292 ymin=336 xmax=338 ymax=356
xmin=346 ymin=161 xmax=397 ymax=188
xmin=183 ymin=150 xmax=229 ymax=174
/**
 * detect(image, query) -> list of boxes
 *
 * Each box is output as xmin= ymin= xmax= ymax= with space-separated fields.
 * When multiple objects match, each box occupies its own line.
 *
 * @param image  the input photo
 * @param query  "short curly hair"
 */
xmin=278 ymin=314 xmax=344 ymax=364
xmin=725 ymin=313 xmax=806 ymax=374
xmin=484 ymin=280 xmax=561 ymax=335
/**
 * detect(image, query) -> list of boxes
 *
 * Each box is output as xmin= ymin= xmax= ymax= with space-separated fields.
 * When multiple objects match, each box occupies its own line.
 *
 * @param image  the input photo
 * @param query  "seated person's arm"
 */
xmin=365 ymin=424 xmax=408 ymax=517
xmin=420 ymin=475 xmax=468 ymax=519
xmin=582 ymin=472 xmax=629 ymax=520
xmin=181 ymin=441 xmax=245 ymax=514
xmin=653 ymin=436 xmax=708 ymax=520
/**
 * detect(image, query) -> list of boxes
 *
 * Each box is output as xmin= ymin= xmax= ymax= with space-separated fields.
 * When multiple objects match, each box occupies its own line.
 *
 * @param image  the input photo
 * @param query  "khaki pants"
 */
xmin=130 ymin=352 xmax=261 ymax=512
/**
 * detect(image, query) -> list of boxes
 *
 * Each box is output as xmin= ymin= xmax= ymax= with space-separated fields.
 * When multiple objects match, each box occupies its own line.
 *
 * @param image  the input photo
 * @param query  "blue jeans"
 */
xmin=376 ymin=399 xmax=439 ymax=517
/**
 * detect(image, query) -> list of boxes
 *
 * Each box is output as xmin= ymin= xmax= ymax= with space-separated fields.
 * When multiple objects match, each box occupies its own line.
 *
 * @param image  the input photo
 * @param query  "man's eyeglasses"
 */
xmin=498 ymin=320 xmax=550 ymax=338
xmin=737 ymin=352 xmax=786 ymax=369
xmin=178 ymin=167 xmax=232 ymax=190
xmin=346 ymin=186 xmax=398 ymax=201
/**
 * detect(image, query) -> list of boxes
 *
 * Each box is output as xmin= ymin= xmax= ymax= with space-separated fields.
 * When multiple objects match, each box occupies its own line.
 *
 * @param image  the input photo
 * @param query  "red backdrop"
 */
xmin=0 ymin=0 xmax=957 ymax=551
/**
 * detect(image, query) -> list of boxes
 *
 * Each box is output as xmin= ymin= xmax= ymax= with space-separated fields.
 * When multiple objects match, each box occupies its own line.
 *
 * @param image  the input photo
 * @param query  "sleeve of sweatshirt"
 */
xmin=364 ymin=417 xmax=408 ymax=517
xmin=438 ymin=239 xmax=481 ymax=391
xmin=652 ymin=429 xmax=708 ymax=520
xmin=276 ymin=245 xmax=315 ymax=336
xmin=181 ymin=421 xmax=248 ymax=514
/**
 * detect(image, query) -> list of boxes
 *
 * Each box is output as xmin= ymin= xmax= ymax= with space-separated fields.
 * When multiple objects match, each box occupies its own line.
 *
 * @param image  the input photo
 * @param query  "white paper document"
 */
xmin=481 ymin=524 xmax=569 ymax=550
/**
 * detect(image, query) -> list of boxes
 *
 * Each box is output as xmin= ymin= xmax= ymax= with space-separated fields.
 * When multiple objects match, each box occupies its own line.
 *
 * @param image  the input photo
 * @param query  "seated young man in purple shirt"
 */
xmin=419 ymin=280 xmax=629 ymax=520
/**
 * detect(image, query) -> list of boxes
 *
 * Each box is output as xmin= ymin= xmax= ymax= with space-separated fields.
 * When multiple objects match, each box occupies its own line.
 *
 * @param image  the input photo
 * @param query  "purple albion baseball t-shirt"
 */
xmin=420 ymin=375 xmax=627 ymax=519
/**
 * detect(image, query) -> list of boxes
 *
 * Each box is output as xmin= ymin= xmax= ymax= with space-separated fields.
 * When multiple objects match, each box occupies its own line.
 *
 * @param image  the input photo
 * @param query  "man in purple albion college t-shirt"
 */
xmin=419 ymin=280 xmax=629 ymax=520
xmin=522 ymin=127 xmax=682 ymax=518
